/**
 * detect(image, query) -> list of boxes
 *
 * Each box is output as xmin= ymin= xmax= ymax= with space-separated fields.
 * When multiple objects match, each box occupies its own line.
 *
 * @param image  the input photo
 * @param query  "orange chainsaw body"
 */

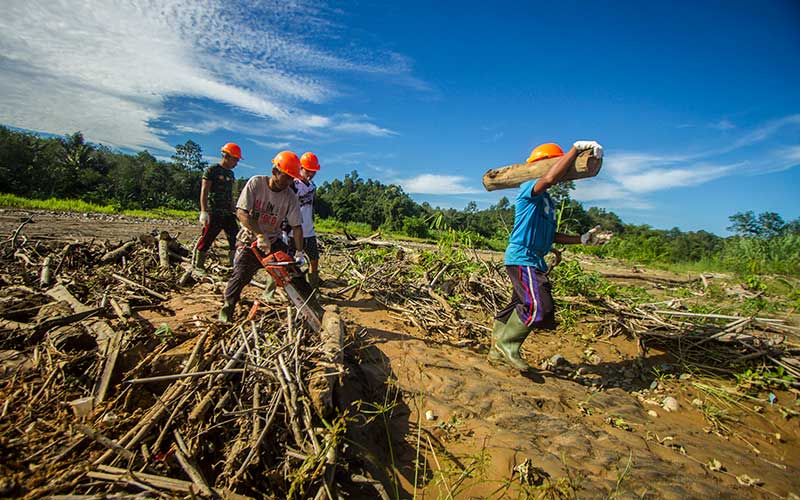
xmin=249 ymin=243 xmax=323 ymax=331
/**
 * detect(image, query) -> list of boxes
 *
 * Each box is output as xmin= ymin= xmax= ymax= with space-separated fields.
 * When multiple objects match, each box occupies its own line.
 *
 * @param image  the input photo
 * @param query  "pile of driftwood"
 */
xmin=0 ymin=227 xmax=352 ymax=499
xmin=323 ymin=235 xmax=507 ymax=343
xmin=323 ymin=235 xmax=800 ymax=382
xmin=603 ymin=297 xmax=800 ymax=382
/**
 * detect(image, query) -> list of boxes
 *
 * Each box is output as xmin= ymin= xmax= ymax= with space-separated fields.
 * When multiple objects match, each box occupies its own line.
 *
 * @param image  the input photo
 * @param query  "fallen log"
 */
xmin=111 ymin=273 xmax=167 ymax=301
xmin=40 ymin=256 xmax=53 ymax=287
xmin=158 ymin=232 xmax=171 ymax=269
xmin=308 ymin=307 xmax=345 ymax=415
xmin=482 ymin=150 xmax=602 ymax=191
xmin=100 ymin=240 xmax=136 ymax=264
xmin=94 ymin=327 xmax=123 ymax=404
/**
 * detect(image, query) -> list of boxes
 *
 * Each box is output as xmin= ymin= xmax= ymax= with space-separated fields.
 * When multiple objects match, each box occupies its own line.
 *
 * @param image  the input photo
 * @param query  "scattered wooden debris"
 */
xmin=0 ymin=227 xmax=351 ymax=498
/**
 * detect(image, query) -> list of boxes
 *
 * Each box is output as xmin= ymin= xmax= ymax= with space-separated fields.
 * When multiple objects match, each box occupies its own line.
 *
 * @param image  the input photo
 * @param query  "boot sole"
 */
xmin=493 ymin=346 xmax=531 ymax=371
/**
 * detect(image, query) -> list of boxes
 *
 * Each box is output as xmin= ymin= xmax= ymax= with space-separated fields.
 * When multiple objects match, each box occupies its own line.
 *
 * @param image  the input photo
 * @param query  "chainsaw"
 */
xmin=249 ymin=242 xmax=323 ymax=332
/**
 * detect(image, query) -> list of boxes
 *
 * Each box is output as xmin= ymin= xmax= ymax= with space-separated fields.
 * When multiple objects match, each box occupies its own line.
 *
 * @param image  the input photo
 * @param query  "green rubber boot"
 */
xmin=218 ymin=301 xmax=235 ymax=323
xmin=495 ymin=310 xmax=532 ymax=371
xmin=487 ymin=319 xmax=506 ymax=362
xmin=260 ymin=275 xmax=279 ymax=304
xmin=193 ymin=249 xmax=208 ymax=277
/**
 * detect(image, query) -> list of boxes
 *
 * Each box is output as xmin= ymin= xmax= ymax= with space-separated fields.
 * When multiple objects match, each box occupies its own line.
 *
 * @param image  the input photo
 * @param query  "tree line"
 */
xmin=1 ymin=126 xmax=797 ymax=274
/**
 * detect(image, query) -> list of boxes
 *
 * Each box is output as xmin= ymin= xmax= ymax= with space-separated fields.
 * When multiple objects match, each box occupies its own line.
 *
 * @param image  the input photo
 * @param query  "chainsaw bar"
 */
xmin=250 ymin=243 xmax=323 ymax=331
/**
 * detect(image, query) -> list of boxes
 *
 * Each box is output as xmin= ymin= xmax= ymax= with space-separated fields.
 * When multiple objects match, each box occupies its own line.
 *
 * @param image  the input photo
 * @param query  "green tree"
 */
xmin=757 ymin=212 xmax=785 ymax=239
xmin=172 ymin=140 xmax=208 ymax=172
xmin=728 ymin=211 xmax=787 ymax=239
xmin=727 ymin=211 xmax=759 ymax=237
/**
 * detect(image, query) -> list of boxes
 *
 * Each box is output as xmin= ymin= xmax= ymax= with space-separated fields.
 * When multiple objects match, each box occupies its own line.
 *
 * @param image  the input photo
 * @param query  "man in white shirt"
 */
xmin=219 ymin=151 xmax=305 ymax=323
xmin=295 ymin=152 xmax=322 ymax=293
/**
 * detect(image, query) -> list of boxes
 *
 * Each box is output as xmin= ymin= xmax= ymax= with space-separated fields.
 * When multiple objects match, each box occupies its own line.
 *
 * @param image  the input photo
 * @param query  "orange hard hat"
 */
xmin=300 ymin=152 xmax=320 ymax=171
xmin=221 ymin=143 xmax=243 ymax=160
xmin=526 ymin=143 xmax=564 ymax=163
xmin=272 ymin=151 xmax=302 ymax=180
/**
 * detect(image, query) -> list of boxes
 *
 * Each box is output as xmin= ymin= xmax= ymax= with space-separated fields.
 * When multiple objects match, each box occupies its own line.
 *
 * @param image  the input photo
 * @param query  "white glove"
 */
xmin=256 ymin=234 xmax=271 ymax=253
xmin=294 ymin=250 xmax=306 ymax=267
xmin=573 ymin=140 xmax=604 ymax=159
xmin=198 ymin=211 xmax=209 ymax=226
xmin=580 ymin=225 xmax=613 ymax=246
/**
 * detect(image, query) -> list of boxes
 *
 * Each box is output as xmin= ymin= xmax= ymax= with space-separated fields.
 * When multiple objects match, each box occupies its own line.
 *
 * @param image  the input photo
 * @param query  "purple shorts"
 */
xmin=495 ymin=265 xmax=556 ymax=329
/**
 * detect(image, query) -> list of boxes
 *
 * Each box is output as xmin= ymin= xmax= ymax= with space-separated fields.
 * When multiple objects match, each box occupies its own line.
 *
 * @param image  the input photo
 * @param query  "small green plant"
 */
xmin=735 ymin=366 xmax=796 ymax=393
xmin=353 ymin=379 xmax=402 ymax=500
xmin=650 ymin=366 xmax=674 ymax=383
xmin=445 ymin=294 xmax=463 ymax=307
xmin=743 ymin=275 xmax=767 ymax=292
xmin=608 ymin=452 xmax=634 ymax=499
xmin=604 ymin=416 xmax=633 ymax=432
xmin=551 ymin=260 xmax=618 ymax=299
xmin=700 ymin=402 xmax=735 ymax=432
xmin=354 ymin=246 xmax=395 ymax=267
xmin=153 ymin=323 xmax=175 ymax=343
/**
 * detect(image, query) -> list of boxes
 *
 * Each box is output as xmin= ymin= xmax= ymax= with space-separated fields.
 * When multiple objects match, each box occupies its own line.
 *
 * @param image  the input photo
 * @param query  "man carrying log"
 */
xmin=194 ymin=143 xmax=242 ymax=275
xmin=489 ymin=141 xmax=612 ymax=371
xmin=218 ymin=151 xmax=305 ymax=323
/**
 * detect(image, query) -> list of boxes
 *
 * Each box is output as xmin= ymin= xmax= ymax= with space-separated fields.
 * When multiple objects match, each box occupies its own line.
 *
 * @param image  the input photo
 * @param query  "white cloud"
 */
xmin=709 ymin=119 xmax=736 ymax=130
xmin=617 ymin=163 xmax=739 ymax=193
xmin=586 ymin=114 xmax=800 ymax=211
xmin=400 ymin=174 xmax=482 ymax=195
xmin=331 ymin=120 xmax=397 ymax=137
xmin=0 ymin=0 xmax=422 ymax=152
xmin=728 ymin=114 xmax=800 ymax=151
xmin=572 ymin=180 xmax=653 ymax=210
xmin=249 ymin=139 xmax=291 ymax=150
xmin=784 ymin=145 xmax=800 ymax=161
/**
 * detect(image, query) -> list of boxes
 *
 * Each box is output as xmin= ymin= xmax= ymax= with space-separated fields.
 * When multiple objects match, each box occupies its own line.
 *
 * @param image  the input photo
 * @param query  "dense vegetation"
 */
xmin=1 ymin=126 xmax=798 ymax=275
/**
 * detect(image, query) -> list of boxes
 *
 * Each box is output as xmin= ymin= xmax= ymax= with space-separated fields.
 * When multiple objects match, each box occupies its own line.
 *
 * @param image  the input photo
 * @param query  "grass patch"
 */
xmin=0 ymin=193 xmax=195 ymax=221
xmin=0 ymin=193 xmax=117 ymax=213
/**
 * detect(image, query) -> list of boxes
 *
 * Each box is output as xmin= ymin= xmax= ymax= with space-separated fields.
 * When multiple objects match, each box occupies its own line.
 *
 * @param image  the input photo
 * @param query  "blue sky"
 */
xmin=1 ymin=0 xmax=798 ymax=235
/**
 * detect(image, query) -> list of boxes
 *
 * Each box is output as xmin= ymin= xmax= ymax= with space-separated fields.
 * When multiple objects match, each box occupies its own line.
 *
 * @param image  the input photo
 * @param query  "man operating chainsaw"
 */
xmin=489 ymin=140 xmax=613 ymax=371
xmin=218 ymin=150 xmax=306 ymax=323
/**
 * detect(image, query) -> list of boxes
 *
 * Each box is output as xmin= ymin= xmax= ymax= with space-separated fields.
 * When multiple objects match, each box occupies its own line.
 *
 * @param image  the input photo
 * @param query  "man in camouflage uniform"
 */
xmin=194 ymin=143 xmax=242 ymax=275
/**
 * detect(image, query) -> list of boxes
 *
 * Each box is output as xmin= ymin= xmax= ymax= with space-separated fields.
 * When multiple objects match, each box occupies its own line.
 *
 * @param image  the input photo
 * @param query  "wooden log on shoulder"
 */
xmin=482 ymin=150 xmax=602 ymax=191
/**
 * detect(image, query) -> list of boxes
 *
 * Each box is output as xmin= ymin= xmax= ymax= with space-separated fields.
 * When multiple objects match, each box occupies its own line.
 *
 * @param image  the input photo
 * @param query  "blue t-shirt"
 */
xmin=504 ymin=180 xmax=556 ymax=271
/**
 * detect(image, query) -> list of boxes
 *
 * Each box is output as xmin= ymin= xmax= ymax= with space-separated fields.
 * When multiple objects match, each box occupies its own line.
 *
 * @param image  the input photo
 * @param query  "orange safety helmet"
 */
xmin=221 ymin=142 xmax=243 ymax=160
xmin=300 ymin=152 xmax=320 ymax=171
xmin=526 ymin=143 xmax=563 ymax=163
xmin=271 ymin=151 xmax=302 ymax=180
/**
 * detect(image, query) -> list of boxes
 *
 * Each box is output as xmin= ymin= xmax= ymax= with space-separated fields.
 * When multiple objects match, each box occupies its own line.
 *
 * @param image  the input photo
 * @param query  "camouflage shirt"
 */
xmin=202 ymin=164 xmax=235 ymax=213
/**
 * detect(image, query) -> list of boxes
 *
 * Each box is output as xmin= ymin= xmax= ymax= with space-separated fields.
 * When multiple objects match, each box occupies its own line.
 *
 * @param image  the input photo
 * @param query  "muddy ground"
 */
xmin=1 ymin=209 xmax=799 ymax=499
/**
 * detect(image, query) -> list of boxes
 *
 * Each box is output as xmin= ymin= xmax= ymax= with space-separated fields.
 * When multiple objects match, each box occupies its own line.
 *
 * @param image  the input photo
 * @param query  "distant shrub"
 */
xmin=402 ymin=216 xmax=429 ymax=238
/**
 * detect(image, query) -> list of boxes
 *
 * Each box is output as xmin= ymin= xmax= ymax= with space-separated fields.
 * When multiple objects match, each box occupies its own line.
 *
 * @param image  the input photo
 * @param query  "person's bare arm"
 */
xmin=200 ymin=179 xmax=211 ymax=212
xmin=554 ymin=232 xmax=581 ymax=245
xmin=555 ymin=226 xmax=614 ymax=246
xmin=292 ymin=226 xmax=304 ymax=253
xmin=236 ymin=208 xmax=261 ymax=234
xmin=532 ymin=147 xmax=579 ymax=195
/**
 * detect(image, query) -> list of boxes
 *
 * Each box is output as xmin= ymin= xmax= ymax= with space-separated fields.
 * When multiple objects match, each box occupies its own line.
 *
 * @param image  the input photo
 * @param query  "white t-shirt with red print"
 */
xmin=236 ymin=176 xmax=301 ymax=243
